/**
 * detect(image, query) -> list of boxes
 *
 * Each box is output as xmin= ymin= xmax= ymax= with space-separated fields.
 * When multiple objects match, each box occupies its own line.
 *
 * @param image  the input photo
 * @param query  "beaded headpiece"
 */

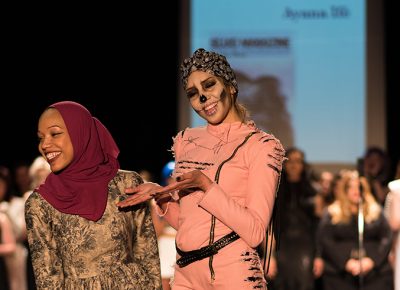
xmin=180 ymin=48 xmax=238 ymax=94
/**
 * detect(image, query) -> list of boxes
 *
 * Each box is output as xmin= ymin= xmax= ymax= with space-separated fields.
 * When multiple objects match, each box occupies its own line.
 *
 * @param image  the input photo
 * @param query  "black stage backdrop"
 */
xmin=385 ymin=0 xmax=400 ymax=177
xmin=1 ymin=3 xmax=180 ymax=183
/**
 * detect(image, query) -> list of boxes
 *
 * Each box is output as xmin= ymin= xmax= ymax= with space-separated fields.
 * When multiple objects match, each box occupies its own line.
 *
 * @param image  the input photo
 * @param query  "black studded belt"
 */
xmin=175 ymin=231 xmax=240 ymax=267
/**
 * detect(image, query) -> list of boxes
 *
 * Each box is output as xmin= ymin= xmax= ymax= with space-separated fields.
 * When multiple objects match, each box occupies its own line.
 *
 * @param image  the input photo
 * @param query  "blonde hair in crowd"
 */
xmin=328 ymin=170 xmax=381 ymax=224
xmin=28 ymin=156 xmax=51 ymax=190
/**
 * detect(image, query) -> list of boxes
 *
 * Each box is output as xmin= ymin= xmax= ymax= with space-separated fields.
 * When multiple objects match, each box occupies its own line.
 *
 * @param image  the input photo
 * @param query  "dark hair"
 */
xmin=359 ymin=146 xmax=391 ymax=183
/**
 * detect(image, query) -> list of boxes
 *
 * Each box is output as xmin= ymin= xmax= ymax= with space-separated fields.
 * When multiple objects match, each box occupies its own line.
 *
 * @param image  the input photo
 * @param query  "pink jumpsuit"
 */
xmin=158 ymin=121 xmax=284 ymax=289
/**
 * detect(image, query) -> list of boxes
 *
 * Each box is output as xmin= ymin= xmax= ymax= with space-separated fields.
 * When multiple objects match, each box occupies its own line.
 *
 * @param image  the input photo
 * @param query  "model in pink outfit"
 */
xmin=119 ymin=48 xmax=285 ymax=289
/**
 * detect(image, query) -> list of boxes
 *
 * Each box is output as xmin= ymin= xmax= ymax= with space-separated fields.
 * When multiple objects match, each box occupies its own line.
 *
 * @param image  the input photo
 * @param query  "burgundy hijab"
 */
xmin=37 ymin=101 xmax=120 ymax=221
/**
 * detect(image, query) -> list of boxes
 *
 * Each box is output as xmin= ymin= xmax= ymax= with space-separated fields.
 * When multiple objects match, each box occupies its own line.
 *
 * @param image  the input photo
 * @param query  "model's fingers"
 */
xmin=154 ymin=193 xmax=172 ymax=204
xmin=124 ymin=187 xmax=140 ymax=194
xmin=176 ymin=172 xmax=197 ymax=182
xmin=178 ymin=188 xmax=198 ymax=198
xmin=117 ymin=194 xmax=149 ymax=207
xmin=157 ymin=182 xmax=181 ymax=194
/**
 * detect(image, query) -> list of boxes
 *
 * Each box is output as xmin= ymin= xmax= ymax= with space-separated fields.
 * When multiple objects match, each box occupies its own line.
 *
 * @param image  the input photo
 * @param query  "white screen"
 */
xmin=179 ymin=0 xmax=385 ymax=170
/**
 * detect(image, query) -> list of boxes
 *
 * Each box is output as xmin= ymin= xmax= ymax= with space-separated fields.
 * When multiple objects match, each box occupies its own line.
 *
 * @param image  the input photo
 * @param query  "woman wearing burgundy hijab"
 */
xmin=25 ymin=101 xmax=161 ymax=289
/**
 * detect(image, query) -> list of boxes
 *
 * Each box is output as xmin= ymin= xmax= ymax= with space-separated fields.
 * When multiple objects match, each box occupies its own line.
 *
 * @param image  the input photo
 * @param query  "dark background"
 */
xmin=1 ymin=1 xmax=399 ymax=183
xmin=1 ymin=3 xmax=180 ymax=183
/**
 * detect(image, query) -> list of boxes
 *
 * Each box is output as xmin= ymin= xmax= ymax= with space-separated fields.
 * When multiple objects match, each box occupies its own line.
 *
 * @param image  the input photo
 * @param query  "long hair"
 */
xmin=328 ymin=170 xmax=381 ymax=224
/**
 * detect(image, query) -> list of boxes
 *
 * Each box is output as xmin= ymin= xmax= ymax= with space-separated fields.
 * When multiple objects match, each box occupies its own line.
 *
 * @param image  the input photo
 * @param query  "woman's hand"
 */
xmin=345 ymin=257 xmax=374 ymax=276
xmin=117 ymin=170 xmax=213 ymax=208
xmin=117 ymin=182 xmax=164 ymax=208
xmin=156 ymin=170 xmax=213 ymax=200
xmin=313 ymin=257 xmax=324 ymax=278
xmin=345 ymin=258 xmax=359 ymax=275
xmin=359 ymin=257 xmax=374 ymax=275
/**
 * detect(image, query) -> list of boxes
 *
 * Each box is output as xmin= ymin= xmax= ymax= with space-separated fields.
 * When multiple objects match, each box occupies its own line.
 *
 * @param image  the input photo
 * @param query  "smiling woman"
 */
xmin=25 ymin=101 xmax=162 ymax=290
xmin=37 ymin=108 xmax=74 ymax=173
xmin=118 ymin=48 xmax=286 ymax=290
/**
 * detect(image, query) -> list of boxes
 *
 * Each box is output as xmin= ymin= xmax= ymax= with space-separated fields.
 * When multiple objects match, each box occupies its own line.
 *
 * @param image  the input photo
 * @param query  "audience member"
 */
xmin=318 ymin=170 xmax=393 ymax=290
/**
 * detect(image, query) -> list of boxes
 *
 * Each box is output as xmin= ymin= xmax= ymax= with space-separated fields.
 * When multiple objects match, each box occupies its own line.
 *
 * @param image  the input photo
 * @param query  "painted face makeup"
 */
xmin=186 ymin=71 xmax=238 ymax=124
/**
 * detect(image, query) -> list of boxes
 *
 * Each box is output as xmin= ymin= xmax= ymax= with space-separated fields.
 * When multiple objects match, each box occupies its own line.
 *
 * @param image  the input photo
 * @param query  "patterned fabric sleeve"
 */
xmin=131 ymin=202 xmax=162 ymax=290
xmin=115 ymin=170 xmax=162 ymax=289
xmin=25 ymin=192 xmax=64 ymax=290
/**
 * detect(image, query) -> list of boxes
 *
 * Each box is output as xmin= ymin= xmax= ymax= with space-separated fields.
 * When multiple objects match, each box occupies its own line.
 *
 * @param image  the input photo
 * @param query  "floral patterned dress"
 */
xmin=25 ymin=170 xmax=162 ymax=290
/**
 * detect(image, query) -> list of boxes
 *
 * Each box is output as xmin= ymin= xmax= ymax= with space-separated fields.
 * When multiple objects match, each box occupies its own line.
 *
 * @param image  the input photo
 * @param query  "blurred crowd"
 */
xmin=264 ymin=146 xmax=399 ymax=290
xmin=1 ymin=157 xmax=51 ymax=290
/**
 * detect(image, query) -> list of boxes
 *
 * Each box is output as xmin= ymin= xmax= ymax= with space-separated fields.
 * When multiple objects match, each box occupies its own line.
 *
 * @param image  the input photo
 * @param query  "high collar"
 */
xmin=206 ymin=120 xmax=256 ymax=142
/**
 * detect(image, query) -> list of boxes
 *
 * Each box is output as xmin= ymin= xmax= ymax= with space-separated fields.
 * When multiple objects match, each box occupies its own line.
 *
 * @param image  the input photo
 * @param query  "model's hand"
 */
xmin=359 ymin=257 xmax=374 ymax=275
xmin=157 ymin=170 xmax=213 ymax=199
xmin=345 ymin=258 xmax=359 ymax=275
xmin=117 ymin=182 xmax=164 ymax=208
xmin=345 ymin=257 xmax=374 ymax=276
xmin=313 ymin=257 xmax=324 ymax=278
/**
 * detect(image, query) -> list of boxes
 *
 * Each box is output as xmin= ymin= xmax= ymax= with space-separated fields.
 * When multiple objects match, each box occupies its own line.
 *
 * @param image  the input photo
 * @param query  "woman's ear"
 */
xmin=229 ymin=85 xmax=236 ymax=96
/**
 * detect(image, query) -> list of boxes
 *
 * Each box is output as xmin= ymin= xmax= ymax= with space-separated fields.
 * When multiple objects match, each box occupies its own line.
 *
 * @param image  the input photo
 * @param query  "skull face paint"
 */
xmin=186 ymin=71 xmax=238 ymax=125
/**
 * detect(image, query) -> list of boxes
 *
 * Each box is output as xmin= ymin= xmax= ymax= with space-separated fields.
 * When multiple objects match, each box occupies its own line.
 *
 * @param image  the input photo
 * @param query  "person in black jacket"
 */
xmin=318 ymin=170 xmax=393 ymax=290
xmin=272 ymin=147 xmax=318 ymax=290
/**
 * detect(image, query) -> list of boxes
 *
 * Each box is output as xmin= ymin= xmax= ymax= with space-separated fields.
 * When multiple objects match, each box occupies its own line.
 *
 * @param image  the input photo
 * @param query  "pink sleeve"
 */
xmin=154 ymin=201 xmax=180 ymax=230
xmin=198 ymin=137 xmax=285 ymax=248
